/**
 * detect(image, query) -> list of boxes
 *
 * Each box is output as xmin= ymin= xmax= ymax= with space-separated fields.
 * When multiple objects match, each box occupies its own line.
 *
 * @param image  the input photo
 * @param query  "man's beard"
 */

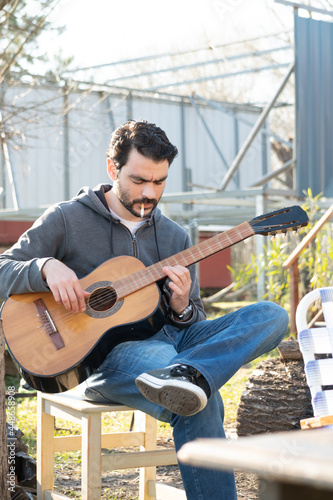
xmin=117 ymin=187 xmax=158 ymax=219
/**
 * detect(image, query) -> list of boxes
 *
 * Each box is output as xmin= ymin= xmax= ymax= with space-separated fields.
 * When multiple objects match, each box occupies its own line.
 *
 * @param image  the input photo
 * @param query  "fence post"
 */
xmin=289 ymin=260 xmax=299 ymax=335
xmin=282 ymin=203 xmax=333 ymax=335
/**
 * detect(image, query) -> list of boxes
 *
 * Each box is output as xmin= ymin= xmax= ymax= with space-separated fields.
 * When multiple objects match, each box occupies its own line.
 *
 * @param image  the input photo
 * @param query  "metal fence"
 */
xmin=295 ymin=14 xmax=333 ymax=198
xmin=0 ymin=83 xmax=268 ymax=218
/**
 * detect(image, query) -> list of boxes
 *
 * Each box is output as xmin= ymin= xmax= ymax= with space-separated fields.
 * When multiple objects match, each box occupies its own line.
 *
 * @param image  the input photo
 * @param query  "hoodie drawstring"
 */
xmin=152 ymin=215 xmax=161 ymax=262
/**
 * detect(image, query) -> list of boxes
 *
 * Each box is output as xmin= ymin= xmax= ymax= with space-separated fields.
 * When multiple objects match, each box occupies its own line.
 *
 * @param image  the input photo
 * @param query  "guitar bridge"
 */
xmin=34 ymin=298 xmax=65 ymax=350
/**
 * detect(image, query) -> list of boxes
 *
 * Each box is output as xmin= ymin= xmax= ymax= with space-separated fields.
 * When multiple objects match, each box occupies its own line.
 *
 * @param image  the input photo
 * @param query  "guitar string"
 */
xmin=43 ymin=231 xmax=247 ymax=324
xmin=44 ymin=223 xmax=299 ymax=324
xmin=84 ymin=226 xmax=253 ymax=307
xmin=63 ymin=223 xmax=296 ymax=318
xmin=46 ymin=224 xmax=271 ymax=321
xmin=43 ymin=227 xmax=257 ymax=325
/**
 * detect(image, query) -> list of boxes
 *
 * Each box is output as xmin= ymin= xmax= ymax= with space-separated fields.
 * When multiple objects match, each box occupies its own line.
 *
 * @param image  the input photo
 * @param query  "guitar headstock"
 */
xmin=250 ymin=206 xmax=309 ymax=236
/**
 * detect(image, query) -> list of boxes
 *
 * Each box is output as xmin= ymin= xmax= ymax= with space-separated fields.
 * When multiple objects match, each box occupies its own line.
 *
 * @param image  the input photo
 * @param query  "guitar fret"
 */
xmin=115 ymin=221 xmax=254 ymax=299
xmin=143 ymin=266 xmax=160 ymax=284
xmin=224 ymin=232 xmax=233 ymax=245
xmin=196 ymin=245 xmax=206 ymax=259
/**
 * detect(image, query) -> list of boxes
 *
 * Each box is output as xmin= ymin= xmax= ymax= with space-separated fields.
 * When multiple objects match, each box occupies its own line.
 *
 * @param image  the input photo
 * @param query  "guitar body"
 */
xmin=2 ymin=256 xmax=165 ymax=393
xmin=1 ymin=205 xmax=309 ymax=394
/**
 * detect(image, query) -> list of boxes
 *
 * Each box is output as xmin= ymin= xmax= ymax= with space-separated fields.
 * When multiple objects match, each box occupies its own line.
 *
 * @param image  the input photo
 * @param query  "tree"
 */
xmin=0 ymin=3 xmax=64 ymax=495
xmin=0 ymin=0 xmax=72 ymax=148
xmin=0 ymin=0 xmax=62 ymax=81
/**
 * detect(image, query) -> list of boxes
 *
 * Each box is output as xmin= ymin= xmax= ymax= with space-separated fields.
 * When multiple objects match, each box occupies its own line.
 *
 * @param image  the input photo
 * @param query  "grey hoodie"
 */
xmin=0 ymin=184 xmax=206 ymax=327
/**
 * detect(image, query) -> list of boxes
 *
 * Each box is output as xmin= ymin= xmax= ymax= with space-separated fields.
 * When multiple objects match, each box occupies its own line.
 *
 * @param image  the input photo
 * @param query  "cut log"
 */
xmin=236 ymin=358 xmax=313 ymax=437
xmin=277 ymin=338 xmax=303 ymax=361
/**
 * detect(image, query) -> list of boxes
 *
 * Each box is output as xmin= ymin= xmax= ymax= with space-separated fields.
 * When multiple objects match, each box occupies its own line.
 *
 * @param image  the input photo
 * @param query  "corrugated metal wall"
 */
xmin=295 ymin=14 xmax=333 ymax=197
xmin=0 ymin=84 xmax=269 ymax=213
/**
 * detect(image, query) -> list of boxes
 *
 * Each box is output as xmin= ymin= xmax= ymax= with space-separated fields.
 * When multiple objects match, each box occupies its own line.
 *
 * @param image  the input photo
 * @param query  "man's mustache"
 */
xmin=134 ymin=198 xmax=158 ymax=205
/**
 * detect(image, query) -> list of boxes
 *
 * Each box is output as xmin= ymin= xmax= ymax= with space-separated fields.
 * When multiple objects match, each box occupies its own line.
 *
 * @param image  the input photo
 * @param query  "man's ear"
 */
xmin=107 ymin=158 xmax=117 ymax=181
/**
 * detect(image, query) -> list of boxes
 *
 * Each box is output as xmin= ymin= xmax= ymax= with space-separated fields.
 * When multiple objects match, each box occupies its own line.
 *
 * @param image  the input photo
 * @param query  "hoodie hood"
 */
xmin=74 ymin=184 xmax=112 ymax=219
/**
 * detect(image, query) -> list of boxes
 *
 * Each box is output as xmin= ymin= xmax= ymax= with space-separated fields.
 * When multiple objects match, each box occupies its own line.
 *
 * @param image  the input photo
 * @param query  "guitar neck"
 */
xmin=115 ymin=221 xmax=254 ymax=299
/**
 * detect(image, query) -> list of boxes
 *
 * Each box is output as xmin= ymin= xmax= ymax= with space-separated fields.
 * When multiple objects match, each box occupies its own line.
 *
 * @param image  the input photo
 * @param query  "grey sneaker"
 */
xmin=135 ymin=364 xmax=209 ymax=416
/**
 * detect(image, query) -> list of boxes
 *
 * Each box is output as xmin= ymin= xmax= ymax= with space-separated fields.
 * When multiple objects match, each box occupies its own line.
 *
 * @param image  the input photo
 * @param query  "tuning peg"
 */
xmin=271 ymin=233 xmax=277 ymax=241
xmin=283 ymin=232 xmax=288 ymax=240
xmin=293 ymin=229 xmax=298 ymax=236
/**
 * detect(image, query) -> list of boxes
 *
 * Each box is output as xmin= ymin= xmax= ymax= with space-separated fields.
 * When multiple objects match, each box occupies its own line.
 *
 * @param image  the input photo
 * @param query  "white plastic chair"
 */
xmin=296 ymin=287 xmax=333 ymax=429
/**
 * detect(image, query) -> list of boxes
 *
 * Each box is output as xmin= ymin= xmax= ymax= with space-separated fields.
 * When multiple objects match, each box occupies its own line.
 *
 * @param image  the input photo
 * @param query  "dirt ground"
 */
xmin=54 ymin=427 xmax=260 ymax=500
xmin=54 ymin=356 xmax=311 ymax=499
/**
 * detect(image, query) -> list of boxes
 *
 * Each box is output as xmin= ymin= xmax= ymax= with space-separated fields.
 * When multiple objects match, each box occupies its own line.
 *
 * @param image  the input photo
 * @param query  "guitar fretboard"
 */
xmin=114 ymin=221 xmax=254 ymax=299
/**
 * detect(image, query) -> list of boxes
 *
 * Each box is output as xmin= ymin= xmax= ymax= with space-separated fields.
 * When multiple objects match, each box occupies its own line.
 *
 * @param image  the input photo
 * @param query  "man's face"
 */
xmin=107 ymin=148 xmax=169 ymax=220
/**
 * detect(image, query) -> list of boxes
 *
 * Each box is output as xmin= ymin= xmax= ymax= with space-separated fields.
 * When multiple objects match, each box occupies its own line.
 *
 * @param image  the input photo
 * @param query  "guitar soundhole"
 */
xmin=88 ymin=287 xmax=117 ymax=312
xmin=84 ymin=281 xmax=123 ymax=319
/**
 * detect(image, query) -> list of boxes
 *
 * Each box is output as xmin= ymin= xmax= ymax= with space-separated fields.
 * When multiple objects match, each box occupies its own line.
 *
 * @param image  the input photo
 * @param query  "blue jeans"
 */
xmin=83 ymin=301 xmax=289 ymax=500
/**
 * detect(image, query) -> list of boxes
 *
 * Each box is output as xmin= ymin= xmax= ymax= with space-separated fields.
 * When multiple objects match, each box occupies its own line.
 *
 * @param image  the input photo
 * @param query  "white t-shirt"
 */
xmin=109 ymin=208 xmax=147 ymax=235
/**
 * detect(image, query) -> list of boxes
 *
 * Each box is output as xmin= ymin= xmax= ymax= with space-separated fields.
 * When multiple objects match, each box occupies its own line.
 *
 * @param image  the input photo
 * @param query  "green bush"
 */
xmin=228 ymin=190 xmax=333 ymax=307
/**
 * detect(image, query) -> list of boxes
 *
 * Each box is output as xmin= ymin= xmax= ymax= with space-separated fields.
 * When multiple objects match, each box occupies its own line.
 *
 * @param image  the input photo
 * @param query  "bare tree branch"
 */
xmin=0 ymin=0 xmax=12 ymax=11
xmin=0 ymin=0 xmax=61 ymax=83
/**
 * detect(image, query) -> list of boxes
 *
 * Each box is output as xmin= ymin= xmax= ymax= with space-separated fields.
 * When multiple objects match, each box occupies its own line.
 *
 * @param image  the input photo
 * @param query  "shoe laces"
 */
xmin=170 ymin=364 xmax=197 ymax=381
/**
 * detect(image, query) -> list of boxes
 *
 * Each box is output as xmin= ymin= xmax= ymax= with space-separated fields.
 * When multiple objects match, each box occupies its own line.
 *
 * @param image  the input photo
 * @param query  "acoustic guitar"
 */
xmin=2 ymin=205 xmax=308 ymax=393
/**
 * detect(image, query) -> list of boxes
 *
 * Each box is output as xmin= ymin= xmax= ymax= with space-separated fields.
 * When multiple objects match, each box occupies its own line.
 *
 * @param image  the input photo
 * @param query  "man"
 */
xmin=0 ymin=120 xmax=289 ymax=499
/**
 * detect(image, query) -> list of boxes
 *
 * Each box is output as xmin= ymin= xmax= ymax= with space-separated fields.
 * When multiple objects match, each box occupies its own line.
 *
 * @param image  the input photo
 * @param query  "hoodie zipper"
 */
xmin=116 ymin=221 xmax=148 ymax=258
xmin=132 ymin=233 xmax=138 ymax=257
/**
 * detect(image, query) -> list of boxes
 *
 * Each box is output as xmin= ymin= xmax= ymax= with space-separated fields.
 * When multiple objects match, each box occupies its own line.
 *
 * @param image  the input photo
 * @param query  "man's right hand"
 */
xmin=42 ymin=259 xmax=90 ymax=313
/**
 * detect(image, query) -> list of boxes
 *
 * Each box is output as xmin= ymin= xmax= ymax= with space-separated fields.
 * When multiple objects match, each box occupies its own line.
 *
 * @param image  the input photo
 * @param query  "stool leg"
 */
xmin=81 ymin=412 xmax=102 ymax=500
xmin=37 ymin=393 xmax=55 ymax=500
xmin=135 ymin=411 xmax=158 ymax=500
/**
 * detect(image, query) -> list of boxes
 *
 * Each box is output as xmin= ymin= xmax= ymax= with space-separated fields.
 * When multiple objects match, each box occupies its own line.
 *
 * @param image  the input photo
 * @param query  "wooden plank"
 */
xmin=300 ymin=415 xmax=333 ymax=429
xmin=178 ymin=429 xmax=333 ymax=490
xmin=53 ymin=431 xmax=145 ymax=452
xmin=53 ymin=434 xmax=82 ymax=452
xmin=37 ymin=393 xmax=56 ymax=500
xmin=102 ymin=449 xmax=178 ymax=471
xmin=41 ymin=392 xmax=133 ymax=413
xmin=81 ymin=413 xmax=101 ymax=500
xmin=148 ymin=480 xmax=186 ymax=500
xmin=101 ymin=430 xmax=145 ymax=449
xmin=45 ymin=400 xmax=83 ymax=425
xmin=136 ymin=412 xmax=158 ymax=500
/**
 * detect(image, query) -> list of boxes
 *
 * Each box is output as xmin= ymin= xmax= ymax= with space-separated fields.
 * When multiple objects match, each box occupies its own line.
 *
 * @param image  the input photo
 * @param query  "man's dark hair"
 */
xmin=107 ymin=120 xmax=178 ymax=169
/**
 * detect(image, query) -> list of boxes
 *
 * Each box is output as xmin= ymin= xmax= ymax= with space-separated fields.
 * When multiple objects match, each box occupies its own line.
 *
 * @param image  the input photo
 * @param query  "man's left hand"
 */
xmin=162 ymin=265 xmax=191 ymax=315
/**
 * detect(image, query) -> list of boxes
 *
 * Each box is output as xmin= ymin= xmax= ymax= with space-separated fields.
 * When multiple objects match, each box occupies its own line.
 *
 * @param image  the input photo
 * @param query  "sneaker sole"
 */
xmin=135 ymin=373 xmax=207 ymax=416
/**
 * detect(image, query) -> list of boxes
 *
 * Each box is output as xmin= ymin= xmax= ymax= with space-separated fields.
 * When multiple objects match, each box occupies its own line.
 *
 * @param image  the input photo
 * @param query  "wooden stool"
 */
xmin=37 ymin=391 xmax=184 ymax=500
